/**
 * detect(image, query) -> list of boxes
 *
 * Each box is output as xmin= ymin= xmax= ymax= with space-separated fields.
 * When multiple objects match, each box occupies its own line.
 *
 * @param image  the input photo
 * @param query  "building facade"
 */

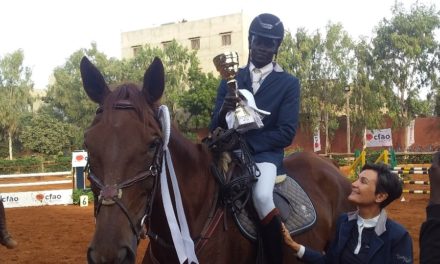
xmin=121 ymin=12 xmax=251 ymax=75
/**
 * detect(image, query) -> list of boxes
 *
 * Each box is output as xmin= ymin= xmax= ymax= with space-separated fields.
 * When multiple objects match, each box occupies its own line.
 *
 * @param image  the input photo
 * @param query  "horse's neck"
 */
xmin=162 ymin=133 xmax=216 ymax=231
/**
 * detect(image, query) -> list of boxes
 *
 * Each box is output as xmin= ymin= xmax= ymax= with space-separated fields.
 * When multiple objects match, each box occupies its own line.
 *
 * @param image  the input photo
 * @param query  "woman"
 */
xmin=282 ymin=163 xmax=413 ymax=263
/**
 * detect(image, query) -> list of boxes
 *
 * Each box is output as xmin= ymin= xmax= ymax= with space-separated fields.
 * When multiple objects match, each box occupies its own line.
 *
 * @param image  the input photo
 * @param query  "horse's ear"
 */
xmin=80 ymin=56 xmax=110 ymax=104
xmin=142 ymin=57 xmax=164 ymax=104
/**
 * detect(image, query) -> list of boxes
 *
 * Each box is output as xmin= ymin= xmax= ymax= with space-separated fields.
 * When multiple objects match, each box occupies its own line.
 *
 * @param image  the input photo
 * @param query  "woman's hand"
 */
xmin=281 ymin=223 xmax=302 ymax=253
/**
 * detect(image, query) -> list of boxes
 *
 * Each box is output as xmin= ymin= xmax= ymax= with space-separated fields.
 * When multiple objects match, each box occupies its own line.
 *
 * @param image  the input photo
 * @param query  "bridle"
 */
xmin=86 ymin=100 xmax=163 ymax=240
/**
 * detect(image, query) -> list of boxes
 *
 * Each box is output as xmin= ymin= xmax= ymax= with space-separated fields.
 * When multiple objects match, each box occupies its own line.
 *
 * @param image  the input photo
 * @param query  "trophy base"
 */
xmin=234 ymin=106 xmax=261 ymax=132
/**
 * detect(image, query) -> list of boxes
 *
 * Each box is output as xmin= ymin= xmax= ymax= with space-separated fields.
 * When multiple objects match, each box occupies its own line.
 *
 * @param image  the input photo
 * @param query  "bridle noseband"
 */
xmin=86 ymin=100 xmax=163 ymax=240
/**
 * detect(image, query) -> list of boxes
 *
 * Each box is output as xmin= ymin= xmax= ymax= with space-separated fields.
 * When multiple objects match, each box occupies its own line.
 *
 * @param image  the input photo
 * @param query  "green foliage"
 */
xmin=20 ymin=113 xmax=77 ymax=155
xmin=279 ymin=24 xmax=355 ymax=153
xmin=372 ymin=2 xmax=440 ymax=127
xmin=395 ymin=153 xmax=434 ymax=164
xmin=0 ymin=50 xmax=33 ymax=159
xmin=179 ymin=72 xmax=220 ymax=131
xmin=44 ymin=43 xmax=119 ymax=131
xmin=72 ymin=188 xmax=94 ymax=205
xmin=0 ymin=156 xmax=70 ymax=174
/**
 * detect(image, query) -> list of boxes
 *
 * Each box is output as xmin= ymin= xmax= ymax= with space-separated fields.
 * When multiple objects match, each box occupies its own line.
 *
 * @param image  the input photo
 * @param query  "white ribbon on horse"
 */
xmin=158 ymin=105 xmax=199 ymax=264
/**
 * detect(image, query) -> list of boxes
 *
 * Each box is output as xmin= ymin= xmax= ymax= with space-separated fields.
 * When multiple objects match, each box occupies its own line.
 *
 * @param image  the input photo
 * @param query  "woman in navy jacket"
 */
xmin=282 ymin=163 xmax=413 ymax=263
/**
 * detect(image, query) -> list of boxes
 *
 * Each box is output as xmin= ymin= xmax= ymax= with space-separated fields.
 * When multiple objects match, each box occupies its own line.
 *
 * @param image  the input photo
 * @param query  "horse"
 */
xmin=80 ymin=56 xmax=354 ymax=264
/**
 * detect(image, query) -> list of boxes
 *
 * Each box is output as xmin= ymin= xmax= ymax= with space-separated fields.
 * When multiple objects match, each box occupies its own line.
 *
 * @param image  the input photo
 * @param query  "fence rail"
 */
xmin=0 ymin=171 xmax=72 ymax=179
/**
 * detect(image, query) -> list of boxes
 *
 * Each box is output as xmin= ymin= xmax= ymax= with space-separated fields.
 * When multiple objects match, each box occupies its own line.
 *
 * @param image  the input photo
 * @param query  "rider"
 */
xmin=0 ymin=199 xmax=18 ymax=249
xmin=209 ymin=13 xmax=300 ymax=264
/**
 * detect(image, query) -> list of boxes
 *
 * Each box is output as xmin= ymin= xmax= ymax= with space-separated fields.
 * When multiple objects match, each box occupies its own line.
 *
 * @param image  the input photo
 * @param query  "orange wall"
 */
xmin=290 ymin=117 xmax=440 ymax=153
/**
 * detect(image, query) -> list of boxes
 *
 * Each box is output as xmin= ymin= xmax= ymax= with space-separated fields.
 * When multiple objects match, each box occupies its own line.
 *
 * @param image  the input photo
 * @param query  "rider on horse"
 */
xmin=210 ymin=13 xmax=300 ymax=264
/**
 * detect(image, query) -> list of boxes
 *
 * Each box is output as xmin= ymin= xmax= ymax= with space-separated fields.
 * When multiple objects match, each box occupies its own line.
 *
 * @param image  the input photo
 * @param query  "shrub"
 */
xmin=72 ymin=189 xmax=94 ymax=205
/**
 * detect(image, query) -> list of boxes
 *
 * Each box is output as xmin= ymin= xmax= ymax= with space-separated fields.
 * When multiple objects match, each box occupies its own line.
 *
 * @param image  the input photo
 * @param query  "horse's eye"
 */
xmin=148 ymin=139 xmax=161 ymax=152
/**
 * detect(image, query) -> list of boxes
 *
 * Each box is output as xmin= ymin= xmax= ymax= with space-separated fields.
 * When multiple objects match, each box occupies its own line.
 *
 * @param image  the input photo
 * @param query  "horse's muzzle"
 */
xmin=87 ymin=245 xmax=136 ymax=264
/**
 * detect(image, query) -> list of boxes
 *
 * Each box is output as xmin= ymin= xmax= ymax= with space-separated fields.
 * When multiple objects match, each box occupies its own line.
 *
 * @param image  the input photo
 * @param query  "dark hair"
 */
xmin=361 ymin=162 xmax=402 ymax=208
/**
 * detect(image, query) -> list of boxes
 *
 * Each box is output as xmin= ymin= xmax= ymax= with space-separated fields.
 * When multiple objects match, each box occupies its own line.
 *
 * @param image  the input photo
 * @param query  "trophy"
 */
xmin=213 ymin=52 xmax=261 ymax=132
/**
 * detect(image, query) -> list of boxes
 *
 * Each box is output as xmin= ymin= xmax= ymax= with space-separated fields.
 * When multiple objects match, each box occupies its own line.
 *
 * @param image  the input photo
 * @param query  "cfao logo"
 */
xmin=365 ymin=129 xmax=393 ymax=147
xmin=76 ymin=155 xmax=85 ymax=162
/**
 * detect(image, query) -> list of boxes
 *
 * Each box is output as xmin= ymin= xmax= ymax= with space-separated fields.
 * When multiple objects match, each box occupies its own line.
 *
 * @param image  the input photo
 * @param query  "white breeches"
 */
xmin=252 ymin=162 xmax=277 ymax=220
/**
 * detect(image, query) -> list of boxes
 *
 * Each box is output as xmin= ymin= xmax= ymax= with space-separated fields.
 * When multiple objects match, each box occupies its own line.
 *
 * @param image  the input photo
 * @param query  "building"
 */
xmin=121 ymin=12 xmax=251 ymax=75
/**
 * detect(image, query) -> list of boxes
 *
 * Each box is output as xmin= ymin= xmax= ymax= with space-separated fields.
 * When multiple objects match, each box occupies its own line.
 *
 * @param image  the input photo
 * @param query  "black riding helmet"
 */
xmin=248 ymin=13 xmax=284 ymax=50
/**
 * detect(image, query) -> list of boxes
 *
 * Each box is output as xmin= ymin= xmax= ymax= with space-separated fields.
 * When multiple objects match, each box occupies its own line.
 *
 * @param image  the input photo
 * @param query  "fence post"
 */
xmin=72 ymin=150 xmax=88 ymax=190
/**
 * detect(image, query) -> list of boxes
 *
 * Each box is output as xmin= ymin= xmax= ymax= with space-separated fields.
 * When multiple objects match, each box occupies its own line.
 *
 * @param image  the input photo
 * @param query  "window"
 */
xmin=162 ymin=41 xmax=172 ymax=49
xmin=131 ymin=45 xmax=141 ymax=57
xmin=189 ymin=37 xmax=200 ymax=50
xmin=220 ymin=32 xmax=232 ymax=46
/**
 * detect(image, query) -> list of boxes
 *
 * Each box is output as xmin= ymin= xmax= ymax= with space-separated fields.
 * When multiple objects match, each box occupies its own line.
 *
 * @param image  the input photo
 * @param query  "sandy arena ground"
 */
xmin=0 ymin=166 xmax=430 ymax=263
xmin=0 ymin=193 xmax=427 ymax=264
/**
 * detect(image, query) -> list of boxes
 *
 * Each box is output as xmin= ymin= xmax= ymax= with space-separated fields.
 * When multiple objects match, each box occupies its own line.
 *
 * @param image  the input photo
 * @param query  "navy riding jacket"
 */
xmin=302 ymin=210 xmax=413 ymax=264
xmin=209 ymin=63 xmax=300 ymax=174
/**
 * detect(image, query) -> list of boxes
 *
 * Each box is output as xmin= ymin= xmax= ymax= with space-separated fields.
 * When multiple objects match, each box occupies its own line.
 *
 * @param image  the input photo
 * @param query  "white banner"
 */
xmin=1 ymin=189 xmax=73 ymax=208
xmin=313 ymin=129 xmax=321 ymax=152
xmin=72 ymin=151 xmax=88 ymax=167
xmin=365 ymin=128 xmax=393 ymax=147
xmin=406 ymin=120 xmax=415 ymax=147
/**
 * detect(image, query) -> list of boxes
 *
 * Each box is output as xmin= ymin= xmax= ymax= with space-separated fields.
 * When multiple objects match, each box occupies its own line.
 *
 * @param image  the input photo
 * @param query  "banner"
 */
xmin=313 ymin=129 xmax=321 ymax=152
xmin=72 ymin=151 xmax=88 ymax=167
xmin=406 ymin=120 xmax=415 ymax=147
xmin=1 ymin=189 xmax=73 ymax=208
xmin=365 ymin=128 xmax=393 ymax=147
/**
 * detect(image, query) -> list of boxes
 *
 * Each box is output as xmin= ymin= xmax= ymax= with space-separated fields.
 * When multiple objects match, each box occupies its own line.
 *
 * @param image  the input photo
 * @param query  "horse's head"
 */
xmin=80 ymin=56 xmax=165 ymax=264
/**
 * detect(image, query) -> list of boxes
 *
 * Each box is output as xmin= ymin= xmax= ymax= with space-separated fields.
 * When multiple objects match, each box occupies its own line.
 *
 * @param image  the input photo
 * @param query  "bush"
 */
xmin=0 ymin=156 xmax=71 ymax=174
xmin=72 ymin=189 xmax=94 ymax=205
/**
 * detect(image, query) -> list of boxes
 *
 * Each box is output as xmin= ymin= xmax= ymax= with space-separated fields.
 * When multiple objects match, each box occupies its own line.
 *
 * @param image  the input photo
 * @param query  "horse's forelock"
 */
xmin=102 ymin=83 xmax=155 ymax=124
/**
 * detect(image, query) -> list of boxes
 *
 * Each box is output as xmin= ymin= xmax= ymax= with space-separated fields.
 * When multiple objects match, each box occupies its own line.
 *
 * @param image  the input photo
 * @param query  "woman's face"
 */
xmin=348 ymin=169 xmax=385 ymax=206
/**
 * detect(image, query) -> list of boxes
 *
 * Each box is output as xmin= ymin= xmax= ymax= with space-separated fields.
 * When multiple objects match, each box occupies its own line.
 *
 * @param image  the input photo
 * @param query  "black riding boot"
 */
xmin=261 ymin=210 xmax=283 ymax=264
xmin=0 ymin=200 xmax=17 ymax=249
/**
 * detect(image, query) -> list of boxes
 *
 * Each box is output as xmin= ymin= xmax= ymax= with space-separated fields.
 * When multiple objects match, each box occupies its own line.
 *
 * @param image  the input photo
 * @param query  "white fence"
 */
xmin=0 ymin=171 xmax=73 ymax=208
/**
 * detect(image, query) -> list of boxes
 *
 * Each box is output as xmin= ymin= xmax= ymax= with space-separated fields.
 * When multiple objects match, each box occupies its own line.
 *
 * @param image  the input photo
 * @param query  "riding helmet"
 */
xmin=248 ymin=13 xmax=284 ymax=49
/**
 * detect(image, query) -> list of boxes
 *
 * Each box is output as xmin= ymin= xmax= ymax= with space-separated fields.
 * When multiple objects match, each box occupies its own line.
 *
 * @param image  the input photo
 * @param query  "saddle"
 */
xmin=205 ymin=128 xmax=317 ymax=241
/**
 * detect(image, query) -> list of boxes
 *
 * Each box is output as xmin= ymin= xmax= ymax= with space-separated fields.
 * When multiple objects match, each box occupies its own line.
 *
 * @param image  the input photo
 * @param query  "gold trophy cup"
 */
xmin=213 ymin=52 xmax=257 ymax=131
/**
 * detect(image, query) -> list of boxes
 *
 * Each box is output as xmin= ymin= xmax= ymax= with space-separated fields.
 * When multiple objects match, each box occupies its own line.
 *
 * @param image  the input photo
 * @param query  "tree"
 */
xmin=0 ymin=50 xmax=33 ymax=159
xmin=20 ymin=113 xmax=76 ymax=155
xmin=44 ymin=41 xmax=216 ymax=147
xmin=179 ymin=71 xmax=219 ymax=132
xmin=279 ymin=24 xmax=355 ymax=153
xmin=124 ymin=41 xmax=217 ymax=131
xmin=372 ymin=2 xmax=440 ymax=127
xmin=44 ymin=43 xmax=120 ymax=131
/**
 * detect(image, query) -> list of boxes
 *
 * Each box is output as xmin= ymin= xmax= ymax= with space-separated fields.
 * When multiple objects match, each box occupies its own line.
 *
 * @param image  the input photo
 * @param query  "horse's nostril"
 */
xmin=119 ymin=246 xmax=136 ymax=263
xmin=117 ymin=247 xmax=128 ymax=262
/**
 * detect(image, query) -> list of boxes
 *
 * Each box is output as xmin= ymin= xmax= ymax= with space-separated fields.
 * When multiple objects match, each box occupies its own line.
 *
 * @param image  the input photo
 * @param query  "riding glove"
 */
xmin=219 ymin=94 xmax=240 ymax=128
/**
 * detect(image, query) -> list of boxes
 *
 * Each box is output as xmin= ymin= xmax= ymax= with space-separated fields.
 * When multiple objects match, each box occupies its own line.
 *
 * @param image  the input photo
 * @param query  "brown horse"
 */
xmin=80 ymin=56 xmax=353 ymax=264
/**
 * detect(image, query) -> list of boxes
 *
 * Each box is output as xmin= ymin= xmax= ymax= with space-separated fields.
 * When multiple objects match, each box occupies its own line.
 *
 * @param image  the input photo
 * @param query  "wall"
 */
xmin=290 ymin=117 xmax=440 ymax=153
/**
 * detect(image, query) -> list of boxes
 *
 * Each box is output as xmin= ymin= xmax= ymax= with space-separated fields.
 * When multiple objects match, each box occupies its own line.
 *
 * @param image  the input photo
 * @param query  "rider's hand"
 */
xmin=429 ymin=152 xmax=440 ymax=205
xmin=220 ymin=94 xmax=239 ymax=116
xmin=218 ymin=93 xmax=240 ymax=129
